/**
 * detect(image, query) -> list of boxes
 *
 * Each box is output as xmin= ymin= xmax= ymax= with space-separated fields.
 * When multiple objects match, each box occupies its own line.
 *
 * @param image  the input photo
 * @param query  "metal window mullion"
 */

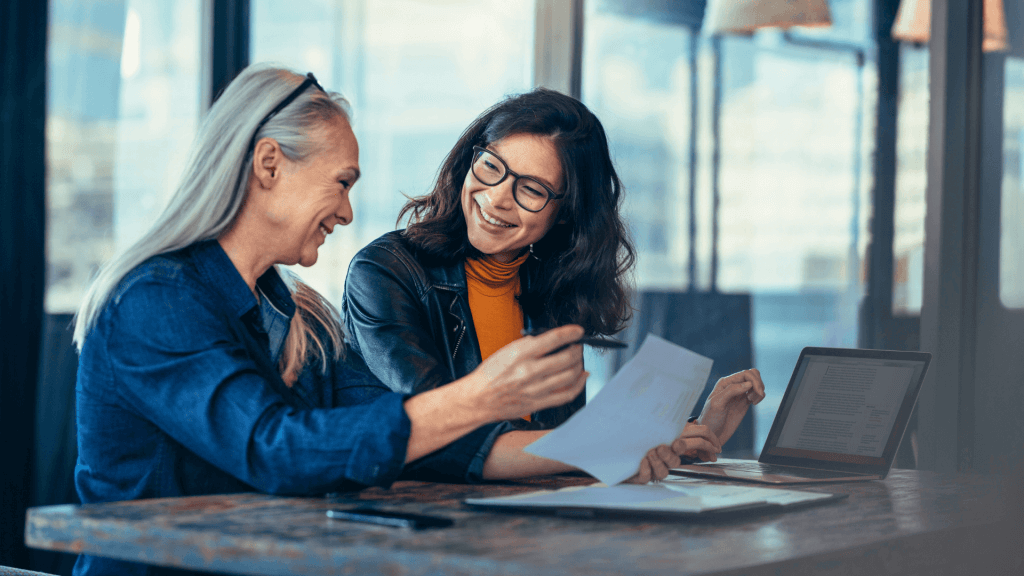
xmin=202 ymin=0 xmax=250 ymax=109
xmin=916 ymin=0 xmax=984 ymax=473
xmin=860 ymin=0 xmax=903 ymax=351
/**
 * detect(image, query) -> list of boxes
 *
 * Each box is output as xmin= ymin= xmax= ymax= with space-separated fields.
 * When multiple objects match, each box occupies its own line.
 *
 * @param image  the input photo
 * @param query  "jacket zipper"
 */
xmin=451 ymin=324 xmax=465 ymax=360
xmin=449 ymin=297 xmax=466 ymax=360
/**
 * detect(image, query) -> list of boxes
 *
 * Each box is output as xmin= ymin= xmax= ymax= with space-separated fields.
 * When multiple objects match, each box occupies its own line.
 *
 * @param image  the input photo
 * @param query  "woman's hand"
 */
xmin=402 ymin=325 xmax=586 ymax=464
xmin=696 ymin=368 xmax=766 ymax=446
xmin=624 ymin=424 xmax=722 ymax=484
xmin=463 ymin=325 xmax=588 ymax=423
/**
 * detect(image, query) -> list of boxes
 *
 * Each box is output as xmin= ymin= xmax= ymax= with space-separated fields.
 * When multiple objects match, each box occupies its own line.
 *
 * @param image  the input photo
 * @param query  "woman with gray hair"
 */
xmin=71 ymin=64 xmax=611 ymax=576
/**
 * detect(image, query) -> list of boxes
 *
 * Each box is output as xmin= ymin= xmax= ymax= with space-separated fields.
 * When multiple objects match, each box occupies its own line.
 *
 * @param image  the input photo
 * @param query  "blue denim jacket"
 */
xmin=73 ymin=240 xmax=502 ymax=576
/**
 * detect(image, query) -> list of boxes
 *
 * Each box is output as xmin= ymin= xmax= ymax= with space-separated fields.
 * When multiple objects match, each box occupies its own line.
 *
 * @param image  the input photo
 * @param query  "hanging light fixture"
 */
xmin=892 ymin=0 xmax=1010 ymax=52
xmin=703 ymin=0 xmax=833 ymax=35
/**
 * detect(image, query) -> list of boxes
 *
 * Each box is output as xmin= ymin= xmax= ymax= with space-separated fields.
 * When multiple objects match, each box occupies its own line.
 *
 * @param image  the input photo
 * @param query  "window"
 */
xmin=46 ymin=0 xmax=202 ymax=312
xmin=892 ymin=44 xmax=929 ymax=315
xmin=715 ymin=31 xmax=873 ymax=453
xmin=1001 ymin=56 xmax=1024 ymax=308
xmin=583 ymin=0 xmax=874 ymax=452
xmin=581 ymin=9 xmax=696 ymax=288
xmin=251 ymin=0 xmax=537 ymax=304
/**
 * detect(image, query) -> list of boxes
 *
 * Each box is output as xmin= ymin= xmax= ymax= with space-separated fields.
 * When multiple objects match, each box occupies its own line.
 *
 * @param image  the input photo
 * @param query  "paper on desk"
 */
xmin=466 ymin=482 xmax=836 ymax=513
xmin=524 ymin=334 xmax=712 ymax=485
xmin=467 ymin=483 xmax=751 ymax=513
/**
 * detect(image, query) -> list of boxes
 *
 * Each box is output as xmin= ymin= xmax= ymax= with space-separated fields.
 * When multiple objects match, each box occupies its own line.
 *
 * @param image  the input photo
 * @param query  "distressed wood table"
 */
xmin=24 ymin=470 xmax=1023 ymax=575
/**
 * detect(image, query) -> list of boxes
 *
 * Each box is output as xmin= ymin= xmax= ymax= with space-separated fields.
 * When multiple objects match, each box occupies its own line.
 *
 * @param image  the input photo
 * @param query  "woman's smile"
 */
xmin=473 ymin=194 xmax=516 ymax=229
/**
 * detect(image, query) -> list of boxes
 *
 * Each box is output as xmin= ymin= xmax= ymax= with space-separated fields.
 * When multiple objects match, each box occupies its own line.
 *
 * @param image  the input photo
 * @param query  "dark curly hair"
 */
xmin=398 ymin=88 xmax=635 ymax=336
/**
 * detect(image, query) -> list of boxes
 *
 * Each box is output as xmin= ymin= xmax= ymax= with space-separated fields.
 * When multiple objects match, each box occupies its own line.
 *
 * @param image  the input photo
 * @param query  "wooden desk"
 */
xmin=24 ymin=470 xmax=1022 ymax=575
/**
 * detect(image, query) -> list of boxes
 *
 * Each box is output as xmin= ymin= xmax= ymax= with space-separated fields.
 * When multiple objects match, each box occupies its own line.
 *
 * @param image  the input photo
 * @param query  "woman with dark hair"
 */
xmin=343 ymin=88 xmax=763 ymax=480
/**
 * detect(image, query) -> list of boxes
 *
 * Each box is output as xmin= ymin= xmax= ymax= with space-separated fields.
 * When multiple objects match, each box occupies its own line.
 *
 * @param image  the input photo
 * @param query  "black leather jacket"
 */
xmin=342 ymin=230 xmax=585 ymax=431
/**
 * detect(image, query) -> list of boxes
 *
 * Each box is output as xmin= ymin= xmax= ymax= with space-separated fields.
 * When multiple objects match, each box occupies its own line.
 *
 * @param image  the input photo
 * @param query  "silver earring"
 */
xmin=529 ymin=244 xmax=540 ymax=261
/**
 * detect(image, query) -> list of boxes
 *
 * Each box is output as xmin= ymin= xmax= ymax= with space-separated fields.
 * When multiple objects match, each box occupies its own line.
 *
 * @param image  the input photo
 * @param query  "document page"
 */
xmin=776 ymin=357 xmax=916 ymax=457
xmin=466 ymin=481 xmax=836 ymax=513
xmin=524 ymin=335 xmax=712 ymax=485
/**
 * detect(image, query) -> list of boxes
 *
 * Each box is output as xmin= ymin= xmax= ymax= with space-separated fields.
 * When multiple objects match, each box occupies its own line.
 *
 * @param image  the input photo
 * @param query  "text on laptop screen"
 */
xmin=773 ymin=355 xmax=925 ymax=458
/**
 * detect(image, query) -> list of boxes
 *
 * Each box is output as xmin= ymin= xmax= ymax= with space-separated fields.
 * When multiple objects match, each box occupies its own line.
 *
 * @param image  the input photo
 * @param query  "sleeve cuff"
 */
xmin=464 ymin=421 xmax=516 ymax=483
xmin=398 ymin=421 xmax=513 ymax=484
xmin=343 ymin=393 xmax=411 ymax=487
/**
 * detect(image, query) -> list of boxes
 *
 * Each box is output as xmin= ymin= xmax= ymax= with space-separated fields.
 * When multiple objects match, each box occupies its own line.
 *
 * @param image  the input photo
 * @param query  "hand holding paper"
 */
xmin=524 ymin=335 xmax=714 ymax=485
xmin=627 ymin=424 xmax=722 ymax=483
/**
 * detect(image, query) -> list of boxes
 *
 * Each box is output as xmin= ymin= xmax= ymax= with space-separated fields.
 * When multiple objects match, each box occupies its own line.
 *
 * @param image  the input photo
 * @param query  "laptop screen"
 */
xmin=760 ymin=348 xmax=930 ymax=474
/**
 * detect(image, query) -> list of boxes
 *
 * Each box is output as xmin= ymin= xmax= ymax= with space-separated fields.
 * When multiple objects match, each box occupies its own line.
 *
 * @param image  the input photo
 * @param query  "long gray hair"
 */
xmin=74 ymin=63 xmax=350 ymax=384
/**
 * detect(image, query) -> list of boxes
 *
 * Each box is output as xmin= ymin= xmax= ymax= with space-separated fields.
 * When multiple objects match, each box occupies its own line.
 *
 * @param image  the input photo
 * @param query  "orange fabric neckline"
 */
xmin=464 ymin=252 xmax=530 ymax=294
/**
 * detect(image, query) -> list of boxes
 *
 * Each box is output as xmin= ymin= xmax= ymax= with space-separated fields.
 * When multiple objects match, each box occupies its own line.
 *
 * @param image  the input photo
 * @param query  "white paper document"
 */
xmin=524 ymin=334 xmax=712 ymax=485
xmin=465 ymin=482 xmax=837 ymax=515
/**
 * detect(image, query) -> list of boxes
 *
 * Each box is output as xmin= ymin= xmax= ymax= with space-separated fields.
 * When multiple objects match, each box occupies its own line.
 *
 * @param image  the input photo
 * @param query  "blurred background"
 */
xmin=3 ymin=0 xmax=1023 ymax=571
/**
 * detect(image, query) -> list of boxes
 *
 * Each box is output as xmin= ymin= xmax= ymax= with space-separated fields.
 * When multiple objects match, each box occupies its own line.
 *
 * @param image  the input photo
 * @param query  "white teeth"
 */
xmin=319 ymin=224 xmax=329 ymax=237
xmin=483 ymin=212 xmax=511 ymax=228
xmin=477 ymin=202 xmax=514 ymax=228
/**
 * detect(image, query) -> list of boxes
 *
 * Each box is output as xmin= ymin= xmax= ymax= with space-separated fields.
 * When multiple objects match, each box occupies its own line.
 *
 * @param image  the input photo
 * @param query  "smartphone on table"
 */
xmin=326 ymin=507 xmax=454 ymax=530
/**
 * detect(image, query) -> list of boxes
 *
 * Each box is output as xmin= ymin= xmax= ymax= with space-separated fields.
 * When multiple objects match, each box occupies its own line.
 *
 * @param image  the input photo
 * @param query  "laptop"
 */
xmin=671 ymin=347 xmax=931 ymax=484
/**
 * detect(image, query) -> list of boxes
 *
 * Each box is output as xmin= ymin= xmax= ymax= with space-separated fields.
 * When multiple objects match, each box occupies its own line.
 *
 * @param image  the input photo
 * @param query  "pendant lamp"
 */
xmin=891 ymin=0 xmax=1010 ymax=52
xmin=704 ymin=0 xmax=833 ymax=35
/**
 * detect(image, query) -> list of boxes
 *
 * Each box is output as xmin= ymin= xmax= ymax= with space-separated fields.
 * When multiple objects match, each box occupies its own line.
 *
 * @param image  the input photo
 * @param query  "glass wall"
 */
xmin=720 ymin=32 xmax=873 ymax=451
xmin=1001 ymin=56 xmax=1024 ymax=308
xmin=46 ymin=0 xmax=202 ymax=312
xmin=251 ymin=0 xmax=537 ymax=304
xmin=581 ymin=11 xmax=696 ymax=289
xmin=894 ymin=35 xmax=1024 ymax=315
xmin=892 ymin=44 xmax=929 ymax=315
xmin=583 ymin=0 xmax=874 ymax=452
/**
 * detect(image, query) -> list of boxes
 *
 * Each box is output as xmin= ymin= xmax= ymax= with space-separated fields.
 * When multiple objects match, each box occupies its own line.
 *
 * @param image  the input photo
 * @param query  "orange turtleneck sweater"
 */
xmin=465 ymin=252 xmax=532 ymax=421
xmin=464 ymin=252 xmax=530 ymax=362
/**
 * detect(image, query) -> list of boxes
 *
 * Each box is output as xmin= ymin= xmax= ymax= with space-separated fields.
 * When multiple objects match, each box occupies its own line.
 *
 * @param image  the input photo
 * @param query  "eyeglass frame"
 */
xmin=470 ymin=145 xmax=566 ymax=213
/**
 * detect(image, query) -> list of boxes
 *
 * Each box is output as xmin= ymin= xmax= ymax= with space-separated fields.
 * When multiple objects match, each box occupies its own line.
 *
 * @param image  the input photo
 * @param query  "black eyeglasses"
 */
xmin=470 ymin=146 xmax=565 ymax=212
xmin=246 ymin=72 xmax=326 ymax=153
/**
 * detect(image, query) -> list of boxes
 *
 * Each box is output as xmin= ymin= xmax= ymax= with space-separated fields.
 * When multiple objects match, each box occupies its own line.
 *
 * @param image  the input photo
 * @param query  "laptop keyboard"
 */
xmin=710 ymin=461 xmax=864 ymax=480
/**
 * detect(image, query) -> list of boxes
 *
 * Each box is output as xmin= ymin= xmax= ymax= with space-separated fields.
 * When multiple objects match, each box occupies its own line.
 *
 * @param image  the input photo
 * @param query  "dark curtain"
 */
xmin=0 ymin=0 xmax=48 ymax=570
xmin=29 ymin=314 xmax=80 ymax=575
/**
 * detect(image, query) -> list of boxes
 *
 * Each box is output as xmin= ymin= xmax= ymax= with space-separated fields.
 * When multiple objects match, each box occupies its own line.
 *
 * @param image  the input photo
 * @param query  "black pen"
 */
xmin=521 ymin=328 xmax=628 ymax=350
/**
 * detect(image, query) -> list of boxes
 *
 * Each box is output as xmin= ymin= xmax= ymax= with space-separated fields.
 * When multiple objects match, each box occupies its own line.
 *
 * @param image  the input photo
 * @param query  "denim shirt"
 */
xmin=72 ymin=240 xmax=501 ymax=576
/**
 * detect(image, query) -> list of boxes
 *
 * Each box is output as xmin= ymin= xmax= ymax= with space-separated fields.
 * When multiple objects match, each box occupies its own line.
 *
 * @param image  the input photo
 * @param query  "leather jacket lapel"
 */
xmin=426 ymin=259 xmax=482 ymax=375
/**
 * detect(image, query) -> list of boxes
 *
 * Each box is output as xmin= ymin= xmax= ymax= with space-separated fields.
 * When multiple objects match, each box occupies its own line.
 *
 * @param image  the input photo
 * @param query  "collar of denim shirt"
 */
xmin=190 ymin=240 xmax=297 ymax=323
xmin=257 ymin=284 xmax=291 ymax=366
